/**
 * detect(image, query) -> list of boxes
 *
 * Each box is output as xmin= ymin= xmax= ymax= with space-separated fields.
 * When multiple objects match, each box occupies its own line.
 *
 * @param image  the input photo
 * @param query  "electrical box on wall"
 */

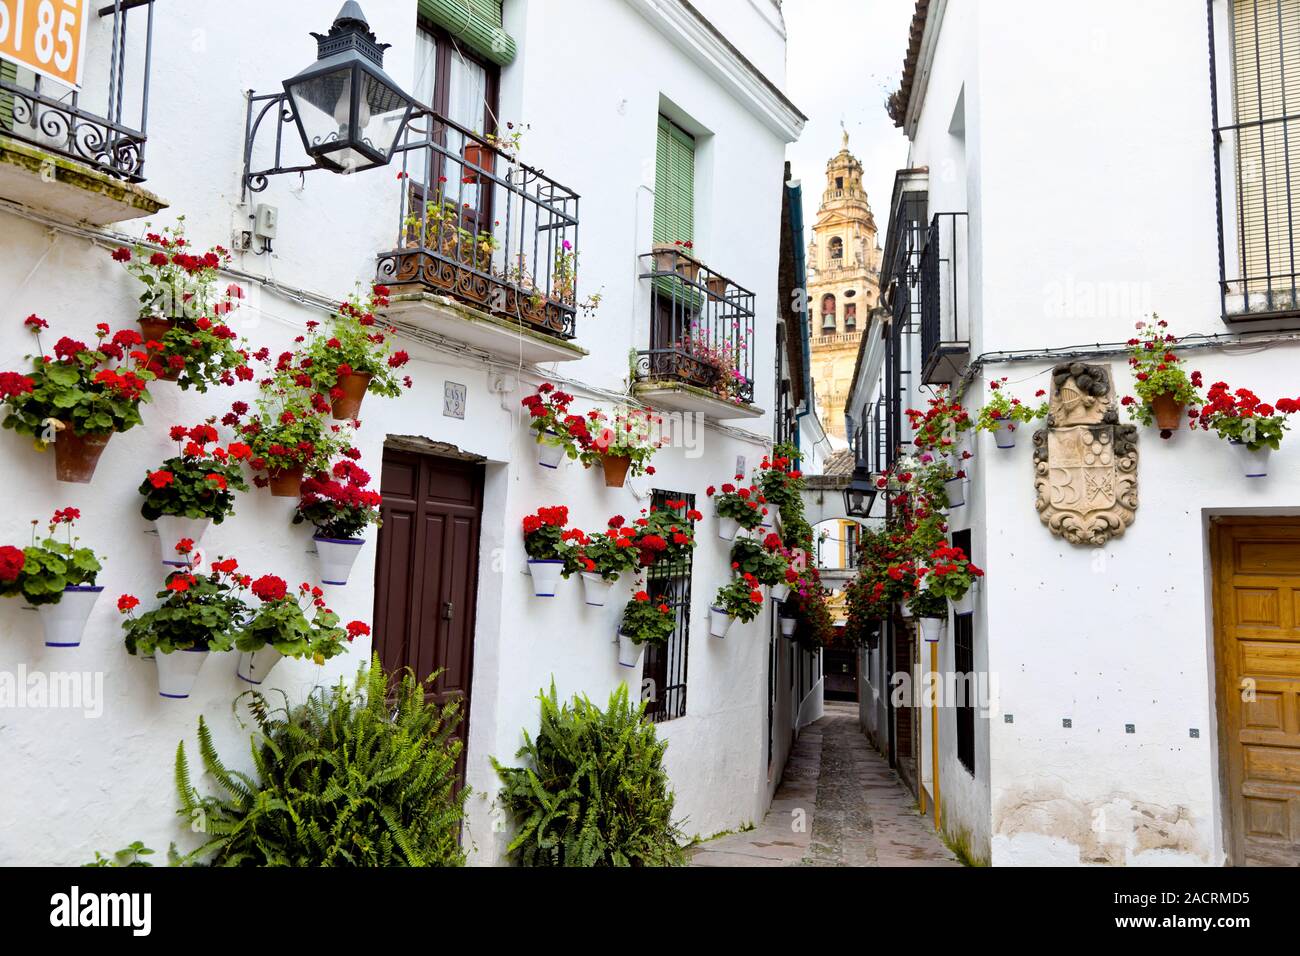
xmin=254 ymin=203 xmax=278 ymax=240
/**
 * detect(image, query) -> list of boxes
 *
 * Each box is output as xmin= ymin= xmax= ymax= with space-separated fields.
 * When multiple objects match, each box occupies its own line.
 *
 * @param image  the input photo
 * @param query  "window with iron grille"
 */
xmin=952 ymin=528 xmax=975 ymax=775
xmin=642 ymin=490 xmax=695 ymax=722
xmin=1210 ymin=0 xmax=1300 ymax=319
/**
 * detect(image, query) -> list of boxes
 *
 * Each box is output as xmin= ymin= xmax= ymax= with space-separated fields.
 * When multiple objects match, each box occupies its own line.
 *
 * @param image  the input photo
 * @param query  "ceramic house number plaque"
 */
xmin=1032 ymin=362 xmax=1138 ymax=546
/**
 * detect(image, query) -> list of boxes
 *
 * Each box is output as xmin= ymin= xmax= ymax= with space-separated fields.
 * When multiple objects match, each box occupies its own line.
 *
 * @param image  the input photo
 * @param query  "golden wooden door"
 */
xmin=1212 ymin=519 xmax=1300 ymax=866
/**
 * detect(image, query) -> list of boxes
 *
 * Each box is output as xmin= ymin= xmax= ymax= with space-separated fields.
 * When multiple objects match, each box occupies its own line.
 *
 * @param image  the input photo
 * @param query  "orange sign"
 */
xmin=0 ymin=0 xmax=91 ymax=89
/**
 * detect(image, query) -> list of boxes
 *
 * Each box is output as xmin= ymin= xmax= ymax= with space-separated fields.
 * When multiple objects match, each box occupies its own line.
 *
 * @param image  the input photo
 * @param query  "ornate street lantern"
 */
xmin=283 ymin=2 xmax=416 ymax=174
xmin=843 ymin=467 xmax=878 ymax=518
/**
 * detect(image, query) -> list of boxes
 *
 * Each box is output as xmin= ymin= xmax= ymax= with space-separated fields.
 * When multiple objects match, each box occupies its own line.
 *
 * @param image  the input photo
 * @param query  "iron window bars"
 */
xmin=0 ymin=0 xmax=156 ymax=181
xmin=919 ymin=212 xmax=968 ymax=383
xmin=637 ymin=249 xmax=756 ymax=405
xmin=643 ymin=490 xmax=696 ymax=723
xmin=1209 ymin=0 xmax=1300 ymax=320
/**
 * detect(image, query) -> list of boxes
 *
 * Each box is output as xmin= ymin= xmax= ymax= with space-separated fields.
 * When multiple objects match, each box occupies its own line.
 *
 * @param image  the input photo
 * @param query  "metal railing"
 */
xmin=636 ymin=249 xmax=756 ymax=405
xmin=919 ymin=212 xmax=968 ymax=382
xmin=375 ymin=109 xmax=581 ymax=340
xmin=0 ymin=0 xmax=155 ymax=181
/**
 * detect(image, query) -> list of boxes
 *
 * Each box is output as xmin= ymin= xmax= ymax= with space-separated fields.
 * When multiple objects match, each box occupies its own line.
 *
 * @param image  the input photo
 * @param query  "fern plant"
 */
xmin=175 ymin=653 xmax=467 ymax=866
xmin=492 ymin=682 xmax=686 ymax=867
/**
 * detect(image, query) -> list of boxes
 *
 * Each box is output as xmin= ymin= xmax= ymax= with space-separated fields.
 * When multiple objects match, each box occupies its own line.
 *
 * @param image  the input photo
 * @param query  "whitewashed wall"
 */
xmin=0 ymin=0 xmax=799 ymax=865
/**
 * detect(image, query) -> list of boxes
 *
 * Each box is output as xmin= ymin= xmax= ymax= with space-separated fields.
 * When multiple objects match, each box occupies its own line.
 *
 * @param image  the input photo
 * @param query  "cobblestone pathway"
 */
xmin=690 ymin=701 xmax=960 ymax=867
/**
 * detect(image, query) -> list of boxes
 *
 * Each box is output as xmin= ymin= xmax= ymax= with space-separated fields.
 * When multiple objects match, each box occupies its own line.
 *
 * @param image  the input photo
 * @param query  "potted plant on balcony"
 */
xmin=2 ymin=317 xmax=156 ymax=482
xmin=616 ymin=587 xmax=675 ymax=668
xmin=118 ymin=554 xmax=246 ymax=699
xmin=921 ymin=543 xmax=984 ymax=615
xmin=0 ymin=508 xmax=104 ymax=647
xmin=229 ymin=394 xmax=345 ymax=498
xmin=110 ymin=219 xmax=232 ymax=340
xmin=293 ymin=455 xmax=382 ymax=586
xmin=234 ymin=577 xmax=364 ymax=684
xmin=302 ymin=284 xmax=412 ymax=420
xmin=523 ymin=505 xmax=571 ymax=597
xmin=139 ymin=423 xmax=251 ymax=565
xmin=572 ymin=519 xmax=641 ymax=607
xmin=709 ymin=572 xmax=765 ymax=638
xmin=1194 ymin=382 xmax=1298 ymax=478
xmin=706 ymin=479 xmax=767 ymax=540
xmin=521 ymin=383 xmax=590 ymax=469
xmin=1121 ymin=317 xmax=1202 ymax=438
xmin=581 ymin=406 xmax=662 ymax=487
xmin=974 ymin=378 xmax=1048 ymax=450
xmin=652 ymin=239 xmax=701 ymax=282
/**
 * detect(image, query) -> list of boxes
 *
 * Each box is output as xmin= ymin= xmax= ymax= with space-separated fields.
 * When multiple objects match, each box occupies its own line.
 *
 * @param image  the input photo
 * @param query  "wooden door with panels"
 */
xmin=373 ymin=447 xmax=484 ymax=788
xmin=1211 ymin=518 xmax=1300 ymax=865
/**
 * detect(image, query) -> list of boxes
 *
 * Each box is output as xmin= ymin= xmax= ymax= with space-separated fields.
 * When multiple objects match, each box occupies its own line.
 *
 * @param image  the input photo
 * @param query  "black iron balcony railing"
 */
xmin=375 ymin=110 xmax=581 ymax=340
xmin=919 ymin=211 xmax=969 ymax=384
xmin=636 ymin=249 xmax=756 ymax=405
xmin=0 ymin=0 xmax=155 ymax=181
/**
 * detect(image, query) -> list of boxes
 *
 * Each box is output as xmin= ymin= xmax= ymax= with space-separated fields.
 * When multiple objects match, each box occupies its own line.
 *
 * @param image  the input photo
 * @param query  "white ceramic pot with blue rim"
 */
xmin=315 ymin=535 xmax=365 ymax=586
xmin=581 ymin=572 xmax=615 ymax=607
xmin=953 ymin=581 xmax=977 ymax=616
xmin=993 ymin=420 xmax=1016 ymax=449
xmin=944 ymin=474 xmax=966 ymax=509
xmin=155 ymin=515 xmax=211 ymax=566
xmin=717 ymin=515 xmax=740 ymax=541
xmin=527 ymin=559 xmax=565 ymax=597
xmin=536 ymin=432 xmax=566 ymax=469
xmin=919 ymin=616 xmax=946 ymax=643
xmin=37 ymin=585 xmax=103 ymax=647
xmin=617 ymin=632 xmax=643 ymax=668
xmin=1230 ymin=440 xmax=1271 ymax=478
xmin=155 ymin=646 xmax=210 ymax=699
xmin=237 ymin=646 xmax=284 ymax=685
xmin=709 ymin=606 xmax=734 ymax=638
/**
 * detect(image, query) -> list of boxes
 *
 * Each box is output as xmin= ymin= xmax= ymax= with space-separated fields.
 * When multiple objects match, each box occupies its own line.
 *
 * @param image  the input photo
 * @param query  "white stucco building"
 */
xmin=845 ymin=0 xmax=1300 ymax=866
xmin=0 ymin=0 xmax=816 ymax=865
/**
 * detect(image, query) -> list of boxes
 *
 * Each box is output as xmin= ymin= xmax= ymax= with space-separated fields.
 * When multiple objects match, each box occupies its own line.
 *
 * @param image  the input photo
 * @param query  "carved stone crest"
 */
xmin=1032 ymin=363 xmax=1138 ymax=546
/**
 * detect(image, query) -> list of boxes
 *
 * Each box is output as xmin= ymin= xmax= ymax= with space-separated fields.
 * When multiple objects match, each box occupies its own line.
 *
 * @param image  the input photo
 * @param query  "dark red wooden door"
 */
xmin=374 ymin=449 xmax=483 ymax=783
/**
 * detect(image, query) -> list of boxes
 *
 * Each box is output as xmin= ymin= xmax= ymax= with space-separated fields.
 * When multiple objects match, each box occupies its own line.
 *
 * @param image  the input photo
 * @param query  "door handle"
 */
xmin=442 ymin=601 xmax=454 ymax=621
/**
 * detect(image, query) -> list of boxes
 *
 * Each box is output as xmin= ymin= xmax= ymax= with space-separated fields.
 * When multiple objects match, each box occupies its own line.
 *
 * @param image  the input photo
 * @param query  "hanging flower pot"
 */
xmin=537 ymin=432 xmax=566 ymax=469
xmin=993 ymin=420 xmax=1016 ymax=450
xmin=315 ymin=536 xmax=365 ymax=585
xmin=953 ymin=582 xmax=977 ymax=616
xmin=919 ymin=616 xmax=945 ymax=643
xmin=527 ymin=559 xmax=565 ymax=597
xmin=582 ymin=572 xmax=615 ymax=607
xmin=601 ymin=454 xmax=632 ymax=488
xmin=155 ymin=515 xmax=212 ymax=567
xmin=1230 ymin=440 xmax=1271 ymax=478
xmin=900 ymin=600 xmax=915 ymax=620
xmin=717 ymin=515 xmax=741 ymax=541
xmin=709 ymin=606 xmax=735 ymax=639
xmin=137 ymin=316 xmax=173 ymax=343
xmin=331 ymin=372 xmax=373 ymax=421
xmin=944 ymin=475 xmax=966 ymax=509
xmin=462 ymin=141 xmax=494 ymax=184
xmin=54 ymin=429 xmax=112 ymax=483
xmin=1149 ymin=392 xmax=1185 ymax=436
xmin=770 ymin=582 xmax=791 ymax=603
xmin=652 ymin=243 xmax=678 ymax=273
xmin=705 ymin=275 xmax=729 ymax=299
xmin=268 ymin=466 xmax=304 ymax=498
xmin=236 ymin=646 xmax=284 ymax=685
xmin=37 ymin=586 xmax=103 ymax=647
xmin=155 ymin=647 xmax=211 ymax=699
xmin=779 ymin=613 xmax=797 ymax=638
xmin=617 ymin=632 xmax=643 ymax=668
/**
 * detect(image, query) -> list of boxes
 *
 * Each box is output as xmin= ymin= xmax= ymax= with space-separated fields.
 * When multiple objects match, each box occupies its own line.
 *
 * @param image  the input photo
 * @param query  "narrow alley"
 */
xmin=691 ymin=703 xmax=961 ymax=867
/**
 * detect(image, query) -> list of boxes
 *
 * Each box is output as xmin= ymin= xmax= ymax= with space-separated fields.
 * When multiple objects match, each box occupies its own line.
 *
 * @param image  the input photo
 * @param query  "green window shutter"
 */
xmin=653 ymin=115 xmax=695 ymax=246
xmin=0 ymin=59 xmax=16 ymax=131
xmin=419 ymin=0 xmax=516 ymax=66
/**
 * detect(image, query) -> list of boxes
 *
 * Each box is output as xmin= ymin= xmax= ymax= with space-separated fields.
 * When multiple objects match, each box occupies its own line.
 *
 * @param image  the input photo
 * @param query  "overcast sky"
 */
xmin=783 ymin=0 xmax=913 ymax=245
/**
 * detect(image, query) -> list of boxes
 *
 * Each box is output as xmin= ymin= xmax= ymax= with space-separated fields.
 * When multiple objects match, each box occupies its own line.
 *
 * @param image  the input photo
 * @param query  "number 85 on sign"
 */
xmin=0 ymin=0 xmax=89 ymax=89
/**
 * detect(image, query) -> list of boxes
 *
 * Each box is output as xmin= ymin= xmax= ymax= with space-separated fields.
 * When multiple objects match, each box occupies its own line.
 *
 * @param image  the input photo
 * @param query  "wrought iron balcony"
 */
xmin=919 ymin=211 xmax=969 ymax=384
xmin=635 ymin=248 xmax=756 ymax=409
xmin=0 ymin=0 xmax=156 ymax=182
xmin=375 ymin=110 xmax=580 ymax=342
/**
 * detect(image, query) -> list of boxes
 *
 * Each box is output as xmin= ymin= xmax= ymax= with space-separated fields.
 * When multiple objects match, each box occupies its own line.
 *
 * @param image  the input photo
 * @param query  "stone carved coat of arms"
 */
xmin=1032 ymin=363 xmax=1138 ymax=546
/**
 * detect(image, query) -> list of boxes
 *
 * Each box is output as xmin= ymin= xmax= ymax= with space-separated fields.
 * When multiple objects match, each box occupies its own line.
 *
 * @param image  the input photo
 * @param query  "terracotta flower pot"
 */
xmin=601 ymin=454 xmax=632 ymax=488
xmin=54 ymin=430 xmax=112 ymax=483
xmin=331 ymin=372 xmax=372 ymax=420
xmin=705 ymin=275 xmax=729 ymax=298
xmin=267 ymin=466 xmax=304 ymax=497
xmin=1150 ymin=392 xmax=1185 ymax=436
xmin=462 ymin=141 xmax=494 ymax=184
xmin=137 ymin=316 xmax=172 ymax=343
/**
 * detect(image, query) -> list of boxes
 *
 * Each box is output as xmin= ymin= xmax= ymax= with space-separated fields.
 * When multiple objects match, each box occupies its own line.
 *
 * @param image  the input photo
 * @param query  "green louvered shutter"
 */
xmin=653 ymin=115 xmax=695 ymax=246
xmin=419 ymin=0 xmax=516 ymax=66
xmin=0 ymin=59 xmax=16 ymax=131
